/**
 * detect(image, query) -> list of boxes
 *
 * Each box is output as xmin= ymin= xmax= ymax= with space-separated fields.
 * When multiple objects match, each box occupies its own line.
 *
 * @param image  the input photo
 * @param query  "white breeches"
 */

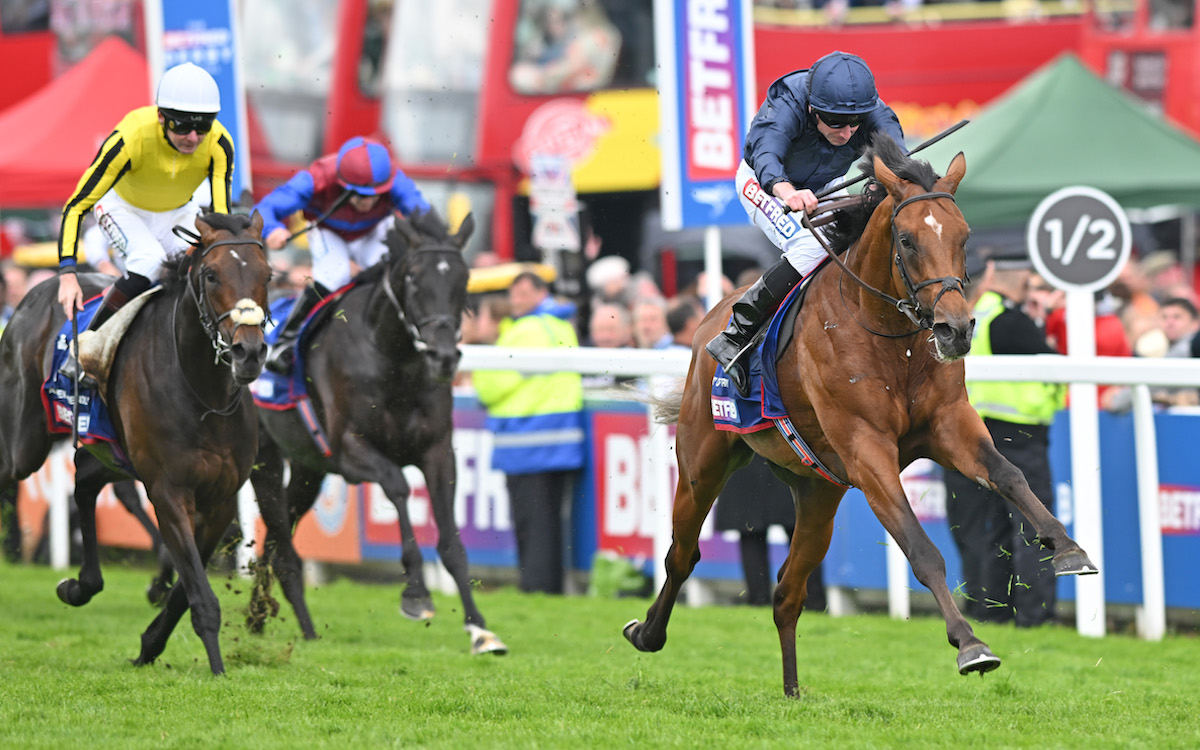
xmin=309 ymin=214 xmax=396 ymax=290
xmin=735 ymin=159 xmax=846 ymax=279
xmin=93 ymin=191 xmax=203 ymax=281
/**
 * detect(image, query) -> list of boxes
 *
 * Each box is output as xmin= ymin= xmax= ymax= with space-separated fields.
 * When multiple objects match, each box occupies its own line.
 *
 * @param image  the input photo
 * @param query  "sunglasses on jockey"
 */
xmin=160 ymin=109 xmax=216 ymax=135
xmin=813 ymin=109 xmax=865 ymax=129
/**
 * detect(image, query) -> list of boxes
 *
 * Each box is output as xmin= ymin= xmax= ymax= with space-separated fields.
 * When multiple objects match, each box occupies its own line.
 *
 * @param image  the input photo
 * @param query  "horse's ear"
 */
xmin=873 ymin=155 xmax=904 ymax=202
xmin=192 ymin=213 xmax=215 ymax=255
xmin=939 ymin=152 xmax=967 ymax=195
xmin=453 ymin=212 xmax=475 ymax=250
xmin=249 ymin=209 xmax=265 ymax=238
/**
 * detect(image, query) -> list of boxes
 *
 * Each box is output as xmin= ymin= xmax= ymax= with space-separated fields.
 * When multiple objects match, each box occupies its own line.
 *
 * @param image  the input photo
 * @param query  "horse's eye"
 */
xmin=899 ymin=236 xmax=915 ymax=252
xmin=204 ymin=269 xmax=219 ymax=285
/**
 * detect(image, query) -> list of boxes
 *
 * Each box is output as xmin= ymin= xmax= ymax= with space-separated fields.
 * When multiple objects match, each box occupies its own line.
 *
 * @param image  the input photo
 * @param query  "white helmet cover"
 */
xmin=156 ymin=62 xmax=220 ymax=114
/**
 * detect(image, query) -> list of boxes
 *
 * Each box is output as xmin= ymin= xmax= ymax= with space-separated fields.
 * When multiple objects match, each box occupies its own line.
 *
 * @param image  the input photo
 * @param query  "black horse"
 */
xmin=0 ymin=211 xmax=272 ymax=675
xmin=249 ymin=210 xmax=507 ymax=655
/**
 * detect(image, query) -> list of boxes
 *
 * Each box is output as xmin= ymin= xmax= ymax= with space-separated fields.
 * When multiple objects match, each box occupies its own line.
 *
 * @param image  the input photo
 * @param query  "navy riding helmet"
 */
xmin=807 ymin=51 xmax=879 ymax=116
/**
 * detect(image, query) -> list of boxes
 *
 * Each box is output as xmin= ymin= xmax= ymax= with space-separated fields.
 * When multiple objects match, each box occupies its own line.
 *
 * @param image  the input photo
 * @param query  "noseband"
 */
xmin=380 ymin=246 xmax=464 ymax=354
xmin=805 ymin=189 xmax=966 ymax=336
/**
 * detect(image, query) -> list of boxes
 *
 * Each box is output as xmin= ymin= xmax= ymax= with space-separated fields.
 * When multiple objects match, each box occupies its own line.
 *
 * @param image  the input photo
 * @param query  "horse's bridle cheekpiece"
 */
xmin=381 ymin=245 xmax=463 ymax=354
xmin=804 ymin=189 xmax=966 ymax=338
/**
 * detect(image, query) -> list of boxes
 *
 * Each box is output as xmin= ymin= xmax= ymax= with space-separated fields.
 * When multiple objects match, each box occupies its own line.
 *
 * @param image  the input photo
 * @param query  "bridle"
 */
xmin=804 ymin=188 xmax=966 ymax=337
xmin=171 ymin=227 xmax=269 ymax=419
xmin=380 ymin=245 xmax=464 ymax=354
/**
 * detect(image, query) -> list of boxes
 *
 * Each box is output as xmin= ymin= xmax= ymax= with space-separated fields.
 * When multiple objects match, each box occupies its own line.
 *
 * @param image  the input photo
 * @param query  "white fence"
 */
xmin=39 ymin=346 xmax=1200 ymax=641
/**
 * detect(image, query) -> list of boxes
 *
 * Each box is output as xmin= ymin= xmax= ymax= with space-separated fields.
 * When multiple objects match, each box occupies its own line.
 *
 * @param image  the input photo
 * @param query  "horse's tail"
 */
xmin=615 ymin=380 xmax=683 ymax=425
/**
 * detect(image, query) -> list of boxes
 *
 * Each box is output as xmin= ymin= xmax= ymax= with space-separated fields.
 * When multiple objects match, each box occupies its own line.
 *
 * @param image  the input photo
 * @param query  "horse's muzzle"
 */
xmin=931 ymin=317 xmax=974 ymax=362
xmin=425 ymin=347 xmax=462 ymax=383
xmin=229 ymin=333 xmax=268 ymax=385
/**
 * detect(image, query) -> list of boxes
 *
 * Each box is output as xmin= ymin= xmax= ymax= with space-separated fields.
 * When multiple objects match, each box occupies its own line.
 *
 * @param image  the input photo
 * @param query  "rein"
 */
xmin=380 ymin=246 xmax=463 ymax=354
xmin=802 ymin=189 xmax=965 ymax=337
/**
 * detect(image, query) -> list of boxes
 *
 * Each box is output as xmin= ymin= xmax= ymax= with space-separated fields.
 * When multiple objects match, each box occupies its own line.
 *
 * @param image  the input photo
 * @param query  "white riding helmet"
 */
xmin=156 ymin=62 xmax=220 ymax=114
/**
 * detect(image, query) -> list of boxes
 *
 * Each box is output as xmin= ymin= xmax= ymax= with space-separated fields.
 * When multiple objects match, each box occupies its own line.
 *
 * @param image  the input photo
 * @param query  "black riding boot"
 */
xmin=59 ymin=272 xmax=152 ymax=387
xmin=265 ymin=284 xmax=326 ymax=375
xmin=704 ymin=259 xmax=803 ymax=397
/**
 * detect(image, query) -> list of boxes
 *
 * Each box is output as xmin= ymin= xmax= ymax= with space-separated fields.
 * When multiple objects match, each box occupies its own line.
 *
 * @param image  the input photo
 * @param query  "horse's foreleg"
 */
xmin=939 ymin=408 xmax=1097 ymax=576
xmin=374 ymin=465 xmax=436 ymax=622
xmin=419 ymin=439 xmax=507 ymax=655
xmin=848 ymin=437 xmax=1000 ymax=677
xmin=55 ymin=452 xmax=114 ymax=606
xmin=771 ymin=479 xmax=843 ymax=698
xmin=137 ymin=488 xmax=227 ymax=675
xmin=625 ymin=427 xmax=741 ymax=654
xmin=112 ymin=480 xmax=174 ymax=606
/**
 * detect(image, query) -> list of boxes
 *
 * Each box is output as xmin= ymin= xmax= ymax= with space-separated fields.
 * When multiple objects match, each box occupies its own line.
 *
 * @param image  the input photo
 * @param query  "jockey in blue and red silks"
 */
xmin=254 ymin=136 xmax=431 ymax=374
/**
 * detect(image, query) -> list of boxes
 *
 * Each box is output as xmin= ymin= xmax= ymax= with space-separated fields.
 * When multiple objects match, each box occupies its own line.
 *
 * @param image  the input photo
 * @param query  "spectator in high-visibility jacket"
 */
xmin=944 ymin=249 xmax=1066 ymax=627
xmin=473 ymin=271 xmax=584 ymax=594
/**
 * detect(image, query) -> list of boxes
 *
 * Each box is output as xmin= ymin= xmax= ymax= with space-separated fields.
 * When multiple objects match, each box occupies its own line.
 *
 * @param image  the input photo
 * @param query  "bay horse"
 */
xmin=0 ymin=211 xmax=272 ymax=675
xmin=249 ymin=209 xmax=507 ymax=655
xmin=623 ymin=135 xmax=1097 ymax=697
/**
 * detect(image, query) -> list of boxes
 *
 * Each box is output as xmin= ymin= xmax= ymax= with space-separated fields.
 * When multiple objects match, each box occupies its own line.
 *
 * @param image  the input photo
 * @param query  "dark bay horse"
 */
xmin=0 ymin=211 xmax=272 ymax=675
xmin=249 ymin=210 xmax=507 ymax=655
xmin=623 ymin=135 xmax=1098 ymax=697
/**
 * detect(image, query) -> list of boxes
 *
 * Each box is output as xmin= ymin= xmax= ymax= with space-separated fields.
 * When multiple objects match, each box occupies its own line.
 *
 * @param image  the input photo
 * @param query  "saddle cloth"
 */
xmin=44 ymin=296 xmax=135 ymax=476
xmin=710 ymin=259 xmax=851 ymax=487
xmin=250 ymin=284 xmax=358 ymax=458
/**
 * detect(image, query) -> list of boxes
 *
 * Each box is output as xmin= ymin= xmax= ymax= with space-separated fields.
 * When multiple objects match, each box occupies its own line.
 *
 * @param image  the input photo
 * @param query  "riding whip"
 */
xmin=814 ymin=118 xmax=970 ymax=199
xmin=70 ymin=314 xmax=79 ymax=449
xmin=286 ymin=189 xmax=354 ymax=244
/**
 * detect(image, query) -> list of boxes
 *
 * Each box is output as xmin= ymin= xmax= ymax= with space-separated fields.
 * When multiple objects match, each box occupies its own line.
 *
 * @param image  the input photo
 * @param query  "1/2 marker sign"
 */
xmin=1026 ymin=185 xmax=1131 ymax=292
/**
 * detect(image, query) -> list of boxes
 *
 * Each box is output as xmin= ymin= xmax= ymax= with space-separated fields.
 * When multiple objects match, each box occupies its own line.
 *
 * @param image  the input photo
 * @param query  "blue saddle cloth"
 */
xmin=711 ymin=284 xmax=802 ymax=433
xmin=250 ymin=288 xmax=348 ymax=410
xmin=45 ymin=296 xmax=134 ymax=475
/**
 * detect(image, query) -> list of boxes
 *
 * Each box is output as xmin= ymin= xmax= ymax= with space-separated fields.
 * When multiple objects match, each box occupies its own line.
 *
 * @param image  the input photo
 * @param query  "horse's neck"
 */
xmin=842 ymin=216 xmax=906 ymax=318
xmin=359 ymin=278 xmax=417 ymax=357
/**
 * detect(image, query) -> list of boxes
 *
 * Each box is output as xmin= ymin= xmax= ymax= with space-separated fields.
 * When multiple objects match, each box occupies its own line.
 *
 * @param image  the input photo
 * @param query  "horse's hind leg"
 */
xmin=771 ymin=477 xmax=844 ymax=698
xmin=849 ymin=437 xmax=1000 ymax=676
xmin=252 ymin=446 xmax=320 ymax=640
xmin=55 ymin=451 xmax=114 ymax=607
xmin=1 ymin=485 xmax=18 ymax=562
xmin=624 ymin=426 xmax=745 ymax=653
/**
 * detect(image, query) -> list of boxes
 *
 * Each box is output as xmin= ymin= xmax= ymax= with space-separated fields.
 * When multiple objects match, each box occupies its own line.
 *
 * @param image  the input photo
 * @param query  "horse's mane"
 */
xmin=159 ymin=211 xmax=256 ymax=294
xmin=357 ymin=209 xmax=455 ymax=286
xmin=823 ymin=134 xmax=941 ymax=256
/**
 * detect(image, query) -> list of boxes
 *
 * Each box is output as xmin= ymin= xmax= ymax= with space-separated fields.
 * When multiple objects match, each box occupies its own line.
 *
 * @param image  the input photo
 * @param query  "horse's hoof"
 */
xmin=56 ymin=578 xmax=90 ymax=607
xmin=466 ymin=625 xmax=508 ymax=656
xmin=957 ymin=644 xmax=1001 ymax=676
xmin=146 ymin=582 xmax=171 ymax=608
xmin=622 ymin=619 xmax=640 ymax=645
xmin=1053 ymin=550 xmax=1099 ymax=577
xmin=400 ymin=597 xmax=435 ymax=622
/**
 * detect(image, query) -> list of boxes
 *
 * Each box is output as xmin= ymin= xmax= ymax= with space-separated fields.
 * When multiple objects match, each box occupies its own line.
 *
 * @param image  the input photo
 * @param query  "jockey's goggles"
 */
xmin=814 ymin=110 xmax=865 ymax=129
xmin=161 ymin=109 xmax=215 ymax=135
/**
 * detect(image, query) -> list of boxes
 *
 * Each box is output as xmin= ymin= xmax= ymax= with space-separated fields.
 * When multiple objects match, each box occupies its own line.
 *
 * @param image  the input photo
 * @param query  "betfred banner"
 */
xmin=144 ymin=0 xmax=253 ymax=202
xmin=655 ymin=0 xmax=756 ymax=230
